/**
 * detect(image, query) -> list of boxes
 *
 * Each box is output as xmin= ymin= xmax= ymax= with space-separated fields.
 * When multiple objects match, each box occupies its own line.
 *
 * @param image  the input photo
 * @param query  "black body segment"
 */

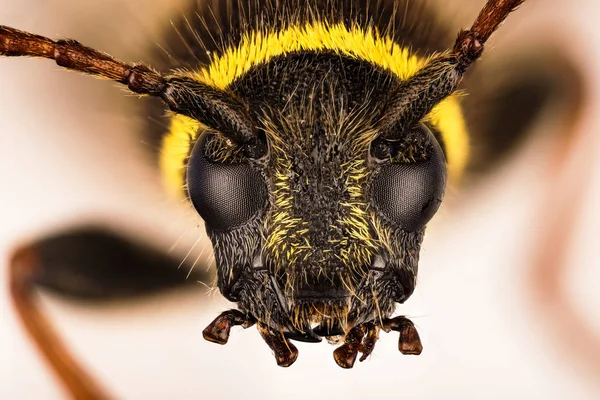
xmin=29 ymin=228 xmax=204 ymax=300
xmin=464 ymin=46 xmax=584 ymax=173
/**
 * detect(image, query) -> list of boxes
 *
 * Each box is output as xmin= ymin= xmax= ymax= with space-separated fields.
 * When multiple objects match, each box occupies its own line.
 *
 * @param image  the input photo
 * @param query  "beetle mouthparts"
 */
xmin=202 ymin=309 xmax=423 ymax=368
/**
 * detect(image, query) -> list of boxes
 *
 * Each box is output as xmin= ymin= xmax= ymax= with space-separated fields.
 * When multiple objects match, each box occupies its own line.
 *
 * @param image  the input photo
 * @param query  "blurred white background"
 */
xmin=1 ymin=0 xmax=599 ymax=399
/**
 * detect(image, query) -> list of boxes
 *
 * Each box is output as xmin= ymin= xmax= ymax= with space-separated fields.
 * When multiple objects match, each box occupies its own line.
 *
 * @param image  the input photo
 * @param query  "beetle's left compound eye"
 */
xmin=370 ymin=124 xmax=447 ymax=232
xmin=186 ymin=133 xmax=268 ymax=231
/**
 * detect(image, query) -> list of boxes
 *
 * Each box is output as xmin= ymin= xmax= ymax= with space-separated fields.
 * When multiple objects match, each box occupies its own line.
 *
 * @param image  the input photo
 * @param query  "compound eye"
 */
xmin=186 ymin=133 xmax=268 ymax=231
xmin=370 ymin=124 xmax=447 ymax=232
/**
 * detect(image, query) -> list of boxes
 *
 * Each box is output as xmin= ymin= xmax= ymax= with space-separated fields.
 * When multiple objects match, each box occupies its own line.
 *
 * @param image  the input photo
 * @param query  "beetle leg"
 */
xmin=20 ymin=227 xmax=206 ymax=300
xmin=257 ymin=323 xmax=299 ymax=367
xmin=202 ymin=309 xmax=255 ymax=345
xmin=10 ymin=244 xmax=112 ymax=400
xmin=8 ymin=227 xmax=211 ymax=400
xmin=382 ymin=316 xmax=423 ymax=355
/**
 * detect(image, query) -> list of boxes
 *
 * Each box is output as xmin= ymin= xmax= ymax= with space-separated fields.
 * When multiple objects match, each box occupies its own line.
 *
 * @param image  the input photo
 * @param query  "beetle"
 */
xmin=1 ymin=0 xmax=590 ymax=398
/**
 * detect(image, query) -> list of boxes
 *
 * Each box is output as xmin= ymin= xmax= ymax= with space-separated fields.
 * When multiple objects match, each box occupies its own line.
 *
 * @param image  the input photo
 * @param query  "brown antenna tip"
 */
xmin=453 ymin=0 xmax=527 ymax=70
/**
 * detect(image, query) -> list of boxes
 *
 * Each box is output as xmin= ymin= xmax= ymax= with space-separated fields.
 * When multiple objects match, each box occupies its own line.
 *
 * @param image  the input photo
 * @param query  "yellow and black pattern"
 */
xmin=148 ymin=0 xmax=471 ymax=332
xmin=0 ymin=0 xmax=583 ymax=374
xmin=155 ymin=0 xmax=469 ymax=195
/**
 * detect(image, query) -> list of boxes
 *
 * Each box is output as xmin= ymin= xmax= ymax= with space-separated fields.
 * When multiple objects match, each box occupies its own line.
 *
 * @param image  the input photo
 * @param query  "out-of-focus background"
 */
xmin=1 ymin=0 xmax=599 ymax=398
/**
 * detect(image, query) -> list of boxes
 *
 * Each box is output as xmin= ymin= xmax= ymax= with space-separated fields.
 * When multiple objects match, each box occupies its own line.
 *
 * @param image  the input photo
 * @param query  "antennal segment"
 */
xmin=0 ymin=26 xmax=263 ymax=154
xmin=378 ymin=0 xmax=527 ymax=141
xmin=454 ymin=0 xmax=526 ymax=70
xmin=0 ymin=25 xmax=166 ymax=95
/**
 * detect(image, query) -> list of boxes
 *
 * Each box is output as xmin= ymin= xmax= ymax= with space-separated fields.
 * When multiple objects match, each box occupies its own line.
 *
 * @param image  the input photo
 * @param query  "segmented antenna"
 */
xmin=0 ymin=25 xmax=166 ymax=94
xmin=379 ymin=0 xmax=527 ymax=140
xmin=0 ymin=26 xmax=262 ymax=153
xmin=454 ymin=0 xmax=526 ymax=70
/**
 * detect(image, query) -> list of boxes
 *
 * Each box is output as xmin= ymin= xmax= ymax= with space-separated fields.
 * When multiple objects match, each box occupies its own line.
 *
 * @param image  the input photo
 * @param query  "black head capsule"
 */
xmin=182 ymin=0 xmax=527 ymax=367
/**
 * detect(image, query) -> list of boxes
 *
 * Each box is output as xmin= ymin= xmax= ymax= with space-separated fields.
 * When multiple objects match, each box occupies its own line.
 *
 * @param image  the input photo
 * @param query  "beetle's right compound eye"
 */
xmin=186 ymin=133 xmax=268 ymax=231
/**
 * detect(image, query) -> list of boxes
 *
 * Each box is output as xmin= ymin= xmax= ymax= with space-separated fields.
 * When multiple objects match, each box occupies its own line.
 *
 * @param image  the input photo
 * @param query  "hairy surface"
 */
xmin=203 ymin=51 xmax=428 ymax=332
xmin=150 ymin=0 xmax=460 ymax=334
xmin=149 ymin=0 xmax=469 ymax=191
